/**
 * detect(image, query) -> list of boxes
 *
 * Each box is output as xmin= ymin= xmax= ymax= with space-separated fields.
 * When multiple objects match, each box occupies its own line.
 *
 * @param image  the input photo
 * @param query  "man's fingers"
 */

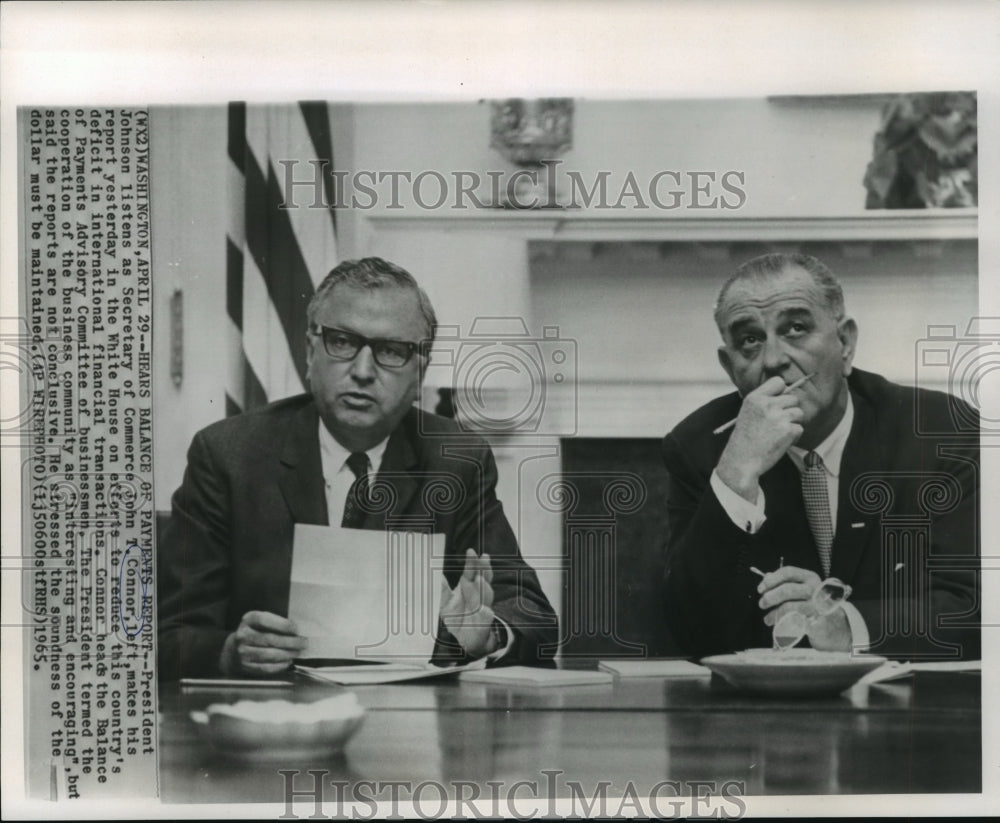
xmin=458 ymin=575 xmax=482 ymax=611
xmin=755 ymin=375 xmax=791 ymax=396
xmin=762 ymin=599 xmax=812 ymax=627
xmin=773 ymin=392 xmax=803 ymax=409
xmin=243 ymin=610 xmax=299 ymax=635
xmin=480 ymin=553 xmax=493 ymax=585
xmin=462 ymin=548 xmax=478 ymax=581
xmin=758 ymin=564 xmax=819 ymax=592
xmin=762 ymin=600 xmax=817 ymax=627
xmin=480 ymin=577 xmax=494 ymax=608
xmin=242 ymin=659 xmax=294 ymax=675
xmin=237 ymin=625 xmax=308 ymax=652
xmin=239 ymin=629 xmax=307 ymax=652
xmin=240 ymin=645 xmax=299 ymax=664
xmin=758 ymin=581 xmax=814 ymax=611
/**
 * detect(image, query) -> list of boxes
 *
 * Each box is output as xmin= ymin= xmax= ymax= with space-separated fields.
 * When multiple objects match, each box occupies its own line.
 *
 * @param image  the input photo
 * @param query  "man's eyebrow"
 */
xmin=725 ymin=315 xmax=760 ymax=337
xmin=776 ymin=306 xmax=815 ymax=322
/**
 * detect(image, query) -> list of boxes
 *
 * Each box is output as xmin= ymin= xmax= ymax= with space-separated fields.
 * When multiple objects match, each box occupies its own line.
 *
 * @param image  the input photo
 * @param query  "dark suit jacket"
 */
xmin=662 ymin=369 xmax=980 ymax=660
xmin=157 ymin=396 xmax=558 ymax=679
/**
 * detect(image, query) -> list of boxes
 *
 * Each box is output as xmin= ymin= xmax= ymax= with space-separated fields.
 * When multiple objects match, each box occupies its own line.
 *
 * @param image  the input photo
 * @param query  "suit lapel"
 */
xmin=277 ymin=403 xmax=330 ymax=526
xmin=832 ymin=384 xmax=878 ymax=583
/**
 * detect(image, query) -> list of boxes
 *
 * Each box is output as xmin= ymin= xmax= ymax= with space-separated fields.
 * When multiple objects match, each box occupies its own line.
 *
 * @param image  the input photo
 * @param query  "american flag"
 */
xmin=225 ymin=102 xmax=339 ymax=415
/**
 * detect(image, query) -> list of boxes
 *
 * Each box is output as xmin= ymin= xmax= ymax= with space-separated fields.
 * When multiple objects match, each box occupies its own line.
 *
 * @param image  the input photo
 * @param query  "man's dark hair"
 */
xmin=713 ymin=252 xmax=846 ymax=332
xmin=307 ymin=257 xmax=438 ymax=345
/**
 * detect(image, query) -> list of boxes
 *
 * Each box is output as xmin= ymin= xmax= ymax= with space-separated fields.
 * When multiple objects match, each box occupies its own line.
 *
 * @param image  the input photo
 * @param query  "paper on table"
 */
xmin=858 ymin=658 xmax=982 ymax=685
xmin=296 ymin=659 xmax=486 ymax=686
xmin=289 ymin=524 xmax=446 ymax=662
xmin=598 ymin=659 xmax=712 ymax=677
xmin=459 ymin=666 xmax=614 ymax=687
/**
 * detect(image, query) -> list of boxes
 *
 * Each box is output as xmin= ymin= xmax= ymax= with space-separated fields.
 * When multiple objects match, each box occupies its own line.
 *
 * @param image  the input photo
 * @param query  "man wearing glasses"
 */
xmin=661 ymin=253 xmax=979 ymax=660
xmin=158 ymin=257 xmax=557 ymax=679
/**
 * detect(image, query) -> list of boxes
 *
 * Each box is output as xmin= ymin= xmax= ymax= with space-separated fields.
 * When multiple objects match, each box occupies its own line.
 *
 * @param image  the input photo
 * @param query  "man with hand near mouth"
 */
xmin=158 ymin=257 xmax=557 ymax=679
xmin=661 ymin=253 xmax=979 ymax=660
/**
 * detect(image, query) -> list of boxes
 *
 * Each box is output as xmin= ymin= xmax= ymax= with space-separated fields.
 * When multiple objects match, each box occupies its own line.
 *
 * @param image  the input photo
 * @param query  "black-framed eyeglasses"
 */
xmin=310 ymin=325 xmax=423 ymax=368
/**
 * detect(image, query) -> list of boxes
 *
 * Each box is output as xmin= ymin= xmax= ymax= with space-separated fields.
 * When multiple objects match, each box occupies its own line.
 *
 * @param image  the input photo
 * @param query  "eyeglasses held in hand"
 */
xmin=772 ymin=578 xmax=852 ymax=651
xmin=311 ymin=325 xmax=423 ymax=368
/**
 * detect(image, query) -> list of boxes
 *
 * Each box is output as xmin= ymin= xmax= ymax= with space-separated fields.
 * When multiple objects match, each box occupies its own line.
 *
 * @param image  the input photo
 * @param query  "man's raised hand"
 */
xmin=441 ymin=549 xmax=497 ymax=659
xmin=717 ymin=376 xmax=804 ymax=501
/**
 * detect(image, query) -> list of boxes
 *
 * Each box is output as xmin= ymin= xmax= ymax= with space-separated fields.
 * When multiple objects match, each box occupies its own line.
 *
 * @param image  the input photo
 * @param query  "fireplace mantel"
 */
xmin=362 ymin=208 xmax=975 ymax=440
xmin=364 ymin=208 xmax=976 ymax=242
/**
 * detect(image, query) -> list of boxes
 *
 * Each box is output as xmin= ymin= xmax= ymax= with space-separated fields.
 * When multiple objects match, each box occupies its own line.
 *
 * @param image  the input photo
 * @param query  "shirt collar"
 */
xmin=788 ymin=391 xmax=854 ymax=478
xmin=317 ymin=420 xmax=390 ymax=480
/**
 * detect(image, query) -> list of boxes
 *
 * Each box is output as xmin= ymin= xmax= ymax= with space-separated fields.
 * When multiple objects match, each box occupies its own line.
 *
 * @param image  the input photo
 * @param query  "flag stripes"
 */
xmin=226 ymin=102 xmax=339 ymax=414
xmin=225 ymin=102 xmax=255 ymax=415
xmin=299 ymin=101 xmax=338 ymax=235
xmin=225 ymin=236 xmax=267 ymax=412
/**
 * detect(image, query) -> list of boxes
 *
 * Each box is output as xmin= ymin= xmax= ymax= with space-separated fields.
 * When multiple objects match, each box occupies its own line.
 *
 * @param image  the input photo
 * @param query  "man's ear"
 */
xmin=717 ymin=346 xmax=737 ymax=384
xmin=837 ymin=317 xmax=859 ymax=376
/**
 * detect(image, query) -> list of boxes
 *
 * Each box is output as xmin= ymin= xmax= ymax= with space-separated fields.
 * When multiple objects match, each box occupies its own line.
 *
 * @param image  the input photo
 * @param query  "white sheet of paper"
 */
xmin=290 ymin=524 xmax=446 ymax=662
xmin=296 ymin=658 xmax=486 ymax=686
xmin=858 ymin=658 xmax=982 ymax=685
xmin=459 ymin=666 xmax=613 ymax=688
xmin=598 ymin=659 xmax=712 ymax=678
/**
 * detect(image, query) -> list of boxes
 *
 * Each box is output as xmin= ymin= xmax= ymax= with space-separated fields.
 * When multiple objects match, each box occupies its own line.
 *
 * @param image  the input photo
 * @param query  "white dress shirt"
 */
xmin=317 ymin=420 xmax=389 ymax=526
xmin=710 ymin=394 xmax=869 ymax=648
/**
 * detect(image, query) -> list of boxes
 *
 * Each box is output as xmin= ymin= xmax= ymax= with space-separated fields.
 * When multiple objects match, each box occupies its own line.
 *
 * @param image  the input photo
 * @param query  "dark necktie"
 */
xmin=801 ymin=450 xmax=834 ymax=577
xmin=341 ymin=452 xmax=371 ymax=529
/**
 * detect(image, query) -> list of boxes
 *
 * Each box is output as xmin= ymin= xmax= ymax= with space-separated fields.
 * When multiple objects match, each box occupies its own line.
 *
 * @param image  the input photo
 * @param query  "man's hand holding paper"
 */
xmin=220 ymin=611 xmax=308 ymax=676
xmin=289 ymin=525 xmax=445 ymax=663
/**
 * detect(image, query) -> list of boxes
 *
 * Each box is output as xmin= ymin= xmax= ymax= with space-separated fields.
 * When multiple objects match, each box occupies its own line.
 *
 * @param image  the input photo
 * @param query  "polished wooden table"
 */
xmin=158 ymin=665 xmax=980 ymax=805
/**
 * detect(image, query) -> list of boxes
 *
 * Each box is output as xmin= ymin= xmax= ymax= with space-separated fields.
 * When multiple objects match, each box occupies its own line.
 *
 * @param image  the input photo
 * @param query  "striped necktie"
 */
xmin=341 ymin=452 xmax=371 ymax=529
xmin=802 ymin=451 xmax=834 ymax=577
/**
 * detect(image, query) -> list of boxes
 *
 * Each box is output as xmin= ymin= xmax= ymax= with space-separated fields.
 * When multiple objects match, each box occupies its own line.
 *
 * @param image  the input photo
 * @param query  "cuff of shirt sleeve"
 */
xmin=710 ymin=469 xmax=767 ymax=534
xmin=486 ymin=615 xmax=515 ymax=660
xmin=841 ymin=602 xmax=870 ymax=652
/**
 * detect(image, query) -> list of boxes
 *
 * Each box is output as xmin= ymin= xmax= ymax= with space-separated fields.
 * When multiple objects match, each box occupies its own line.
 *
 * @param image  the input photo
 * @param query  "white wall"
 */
xmin=349 ymin=97 xmax=886 ymax=216
xmin=150 ymin=106 xmax=229 ymax=509
xmin=530 ymin=240 xmax=979 ymax=431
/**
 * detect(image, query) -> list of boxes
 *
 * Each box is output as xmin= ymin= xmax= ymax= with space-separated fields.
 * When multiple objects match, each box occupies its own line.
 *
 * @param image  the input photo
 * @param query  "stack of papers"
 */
xmin=298 ymin=659 xmax=485 ymax=686
xmin=459 ymin=666 xmax=613 ymax=688
xmin=598 ymin=659 xmax=712 ymax=678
